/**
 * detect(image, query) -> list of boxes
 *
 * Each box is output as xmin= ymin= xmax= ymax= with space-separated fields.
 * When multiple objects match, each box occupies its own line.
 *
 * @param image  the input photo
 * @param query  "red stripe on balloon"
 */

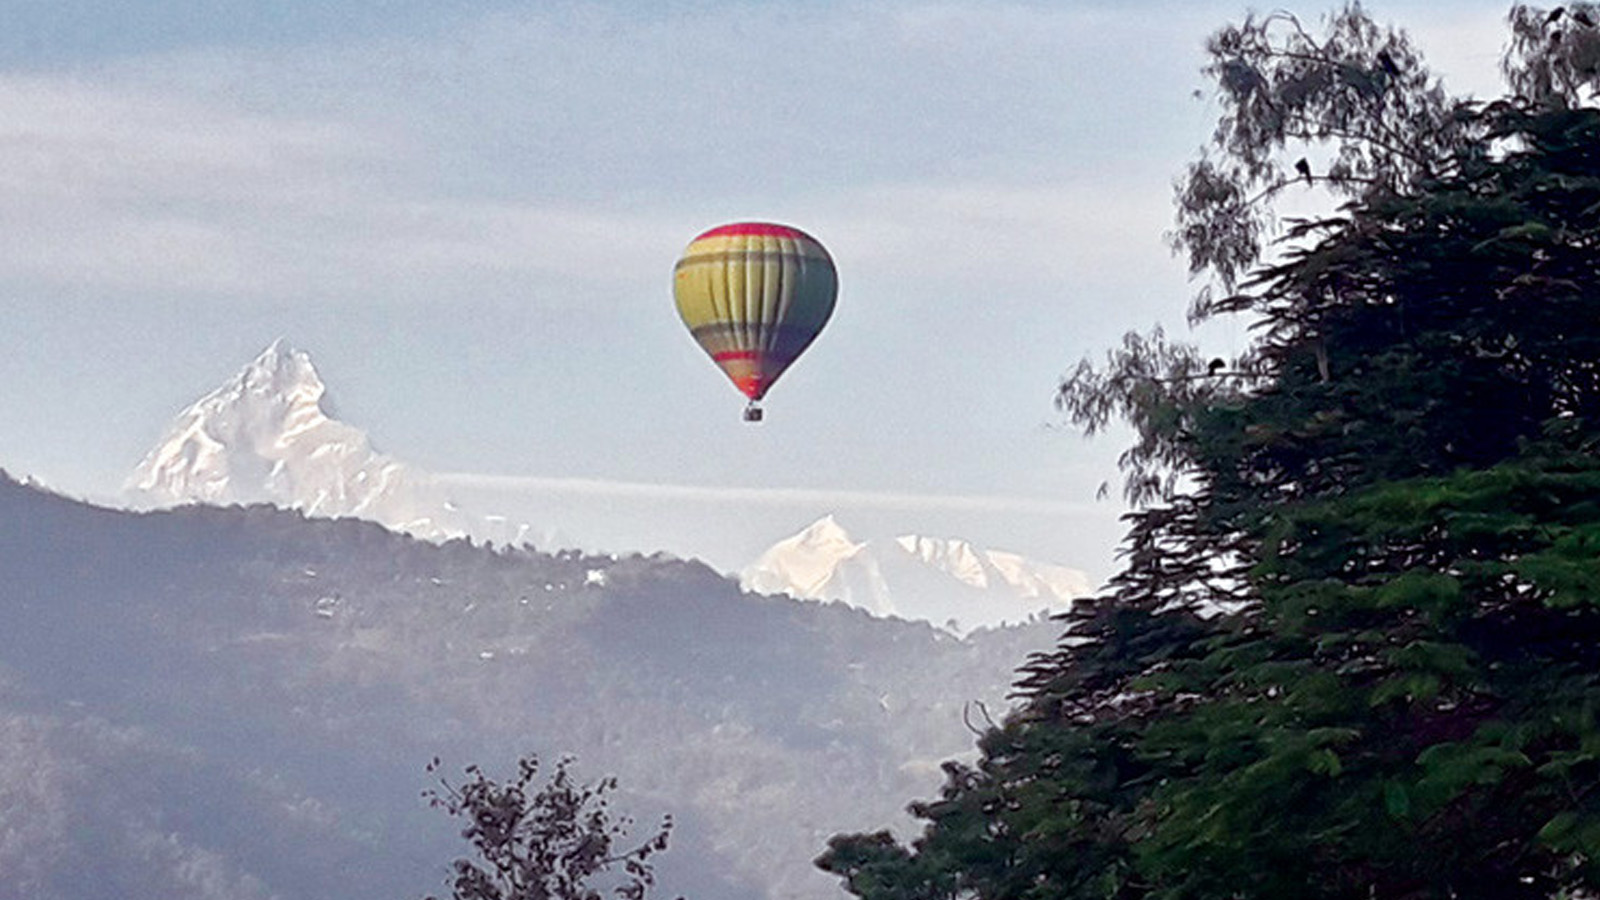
xmin=712 ymin=350 xmax=761 ymax=361
xmin=694 ymin=222 xmax=810 ymax=241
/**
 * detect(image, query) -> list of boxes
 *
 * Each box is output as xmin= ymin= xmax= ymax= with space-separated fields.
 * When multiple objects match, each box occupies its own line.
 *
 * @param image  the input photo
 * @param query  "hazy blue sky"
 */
xmin=0 ymin=1 xmax=1511 ymax=576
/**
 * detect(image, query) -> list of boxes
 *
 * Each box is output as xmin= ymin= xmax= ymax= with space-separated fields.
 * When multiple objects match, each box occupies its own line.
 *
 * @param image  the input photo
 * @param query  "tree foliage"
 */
xmin=421 ymin=755 xmax=674 ymax=900
xmin=1173 ymin=5 xmax=1468 ymax=299
xmin=820 ymin=5 xmax=1600 ymax=899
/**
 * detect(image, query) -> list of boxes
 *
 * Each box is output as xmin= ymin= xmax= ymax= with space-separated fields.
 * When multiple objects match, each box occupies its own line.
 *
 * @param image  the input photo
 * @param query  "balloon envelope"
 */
xmin=673 ymin=222 xmax=837 ymax=404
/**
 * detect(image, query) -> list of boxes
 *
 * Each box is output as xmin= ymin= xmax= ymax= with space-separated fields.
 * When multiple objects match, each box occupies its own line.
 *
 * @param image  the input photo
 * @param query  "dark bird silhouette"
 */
xmin=1208 ymin=358 xmax=1228 ymax=376
xmin=1553 ymin=29 xmax=1565 ymax=43
xmin=1295 ymin=158 xmax=1313 ymax=184
xmin=1376 ymin=50 xmax=1401 ymax=77
xmin=1548 ymin=7 xmax=1566 ymax=24
xmin=1574 ymin=9 xmax=1595 ymax=27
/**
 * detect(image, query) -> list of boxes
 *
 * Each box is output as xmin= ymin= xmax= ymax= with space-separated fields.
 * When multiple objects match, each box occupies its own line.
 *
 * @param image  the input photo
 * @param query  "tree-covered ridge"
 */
xmin=820 ymin=5 xmax=1600 ymax=899
xmin=0 ymin=473 xmax=1058 ymax=900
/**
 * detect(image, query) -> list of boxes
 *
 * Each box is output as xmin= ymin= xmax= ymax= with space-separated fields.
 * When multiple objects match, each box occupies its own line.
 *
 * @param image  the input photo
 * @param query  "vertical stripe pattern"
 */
xmin=673 ymin=222 xmax=838 ymax=402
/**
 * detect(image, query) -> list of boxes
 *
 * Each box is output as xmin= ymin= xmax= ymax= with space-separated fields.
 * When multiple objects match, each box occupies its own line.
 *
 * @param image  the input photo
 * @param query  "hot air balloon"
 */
xmin=673 ymin=222 xmax=837 ymax=422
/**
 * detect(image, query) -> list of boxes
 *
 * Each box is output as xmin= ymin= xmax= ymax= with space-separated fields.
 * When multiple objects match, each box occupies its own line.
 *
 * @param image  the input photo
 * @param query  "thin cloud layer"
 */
xmin=436 ymin=471 xmax=1102 ymax=515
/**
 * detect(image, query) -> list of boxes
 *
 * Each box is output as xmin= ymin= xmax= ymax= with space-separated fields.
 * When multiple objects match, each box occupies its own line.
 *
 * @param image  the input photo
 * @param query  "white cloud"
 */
xmin=0 ymin=76 xmax=374 ymax=293
xmin=435 ymin=471 xmax=1101 ymax=516
xmin=0 ymin=59 xmax=1182 ymax=319
xmin=0 ymin=76 xmax=359 ymax=193
xmin=0 ymin=72 xmax=684 ymax=301
xmin=10 ymin=1 xmax=1507 ymax=310
xmin=804 ymin=177 xmax=1179 ymax=292
xmin=0 ymin=0 xmax=1516 ymax=303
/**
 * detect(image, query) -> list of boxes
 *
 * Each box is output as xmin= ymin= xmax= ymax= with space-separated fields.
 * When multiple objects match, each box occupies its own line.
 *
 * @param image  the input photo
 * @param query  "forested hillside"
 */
xmin=0 ymin=473 xmax=1057 ymax=900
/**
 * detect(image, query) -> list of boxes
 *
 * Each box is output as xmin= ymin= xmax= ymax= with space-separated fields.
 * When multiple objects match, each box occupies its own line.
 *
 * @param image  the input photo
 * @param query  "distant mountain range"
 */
xmin=128 ymin=341 xmax=1100 ymax=630
xmin=125 ymin=342 xmax=1096 ymax=634
xmin=0 ymin=471 xmax=1065 ymax=900
xmin=0 ymin=341 xmax=1094 ymax=898
xmin=742 ymin=516 xmax=1091 ymax=635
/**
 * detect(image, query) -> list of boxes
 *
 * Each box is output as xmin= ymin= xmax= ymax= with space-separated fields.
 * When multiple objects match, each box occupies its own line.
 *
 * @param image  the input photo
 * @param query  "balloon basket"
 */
xmin=743 ymin=402 xmax=764 ymax=423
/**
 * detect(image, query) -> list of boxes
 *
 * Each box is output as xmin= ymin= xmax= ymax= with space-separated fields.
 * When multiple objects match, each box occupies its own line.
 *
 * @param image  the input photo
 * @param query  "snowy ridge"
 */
xmin=124 ymin=340 xmax=529 ymax=543
xmin=741 ymin=517 xmax=1093 ymax=634
xmin=741 ymin=515 xmax=865 ymax=597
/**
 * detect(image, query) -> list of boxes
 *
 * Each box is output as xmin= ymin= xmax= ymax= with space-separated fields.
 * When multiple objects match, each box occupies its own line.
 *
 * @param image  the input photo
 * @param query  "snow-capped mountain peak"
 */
xmin=742 ymin=518 xmax=1093 ymax=635
xmin=243 ymin=337 xmax=320 ymax=396
xmin=742 ymin=515 xmax=866 ymax=598
xmin=894 ymin=534 xmax=987 ymax=588
xmin=124 ymin=340 xmax=471 ymax=539
xmin=794 ymin=514 xmax=862 ymax=556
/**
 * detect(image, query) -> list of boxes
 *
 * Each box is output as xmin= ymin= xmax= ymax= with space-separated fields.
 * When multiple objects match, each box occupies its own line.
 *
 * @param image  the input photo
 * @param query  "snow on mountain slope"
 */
xmin=741 ymin=516 xmax=1093 ymax=634
xmin=124 ymin=340 xmax=512 ymax=542
xmin=740 ymin=515 xmax=867 ymax=598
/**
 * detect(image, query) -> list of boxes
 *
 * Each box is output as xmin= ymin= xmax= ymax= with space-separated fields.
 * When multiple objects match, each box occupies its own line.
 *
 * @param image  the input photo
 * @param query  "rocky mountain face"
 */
xmin=123 ymin=340 xmax=508 ymax=542
xmin=741 ymin=516 xmax=1092 ymax=634
xmin=0 ymin=473 xmax=1064 ymax=900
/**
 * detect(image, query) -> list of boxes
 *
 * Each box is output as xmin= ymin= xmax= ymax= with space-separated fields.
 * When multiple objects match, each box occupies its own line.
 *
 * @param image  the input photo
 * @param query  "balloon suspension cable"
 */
xmin=743 ymin=401 xmax=764 ymax=423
